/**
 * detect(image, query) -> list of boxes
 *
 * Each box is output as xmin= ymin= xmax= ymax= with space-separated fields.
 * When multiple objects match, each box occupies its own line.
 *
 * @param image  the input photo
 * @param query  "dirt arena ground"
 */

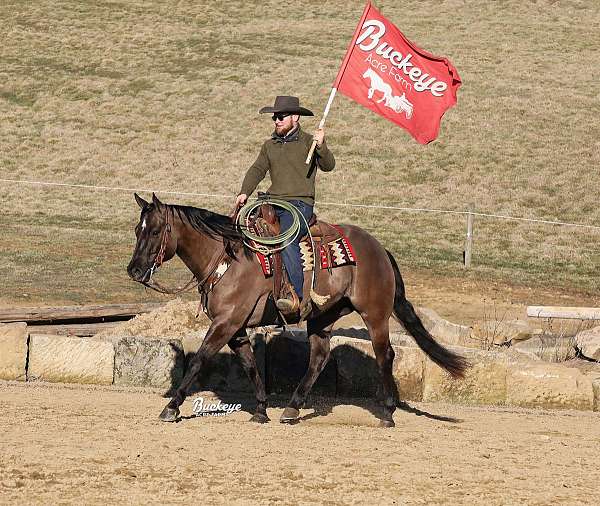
xmin=1 ymin=381 xmax=599 ymax=505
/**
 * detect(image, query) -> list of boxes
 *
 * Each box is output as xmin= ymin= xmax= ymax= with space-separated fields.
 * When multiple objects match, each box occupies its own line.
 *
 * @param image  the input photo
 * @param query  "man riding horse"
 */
xmin=127 ymin=96 xmax=468 ymax=427
xmin=234 ymin=95 xmax=335 ymax=320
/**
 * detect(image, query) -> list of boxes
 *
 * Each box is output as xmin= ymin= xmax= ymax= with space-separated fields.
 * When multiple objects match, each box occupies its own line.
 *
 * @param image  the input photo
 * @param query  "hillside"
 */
xmin=0 ymin=0 xmax=599 ymax=308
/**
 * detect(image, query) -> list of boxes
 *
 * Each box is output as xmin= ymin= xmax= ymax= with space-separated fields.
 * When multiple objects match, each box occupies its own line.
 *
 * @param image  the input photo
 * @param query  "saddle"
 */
xmin=251 ymin=203 xmax=344 ymax=302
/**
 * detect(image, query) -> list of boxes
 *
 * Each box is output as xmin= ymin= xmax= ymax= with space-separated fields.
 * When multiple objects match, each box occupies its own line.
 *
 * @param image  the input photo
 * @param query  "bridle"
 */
xmin=137 ymin=205 xmax=230 ymax=298
xmin=139 ymin=206 xmax=198 ymax=295
xmin=149 ymin=207 xmax=172 ymax=277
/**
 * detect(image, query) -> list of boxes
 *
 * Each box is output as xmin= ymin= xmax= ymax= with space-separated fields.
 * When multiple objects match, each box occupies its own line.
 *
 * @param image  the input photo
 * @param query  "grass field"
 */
xmin=0 ymin=0 xmax=599 ymax=306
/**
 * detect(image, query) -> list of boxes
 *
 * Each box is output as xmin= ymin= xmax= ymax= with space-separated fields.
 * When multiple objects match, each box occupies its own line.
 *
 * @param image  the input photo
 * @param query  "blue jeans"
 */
xmin=276 ymin=200 xmax=313 ymax=301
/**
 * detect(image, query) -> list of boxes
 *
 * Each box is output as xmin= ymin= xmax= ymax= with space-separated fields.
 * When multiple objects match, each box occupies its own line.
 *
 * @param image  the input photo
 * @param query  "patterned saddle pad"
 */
xmin=299 ymin=234 xmax=356 ymax=271
xmin=255 ymin=225 xmax=356 ymax=276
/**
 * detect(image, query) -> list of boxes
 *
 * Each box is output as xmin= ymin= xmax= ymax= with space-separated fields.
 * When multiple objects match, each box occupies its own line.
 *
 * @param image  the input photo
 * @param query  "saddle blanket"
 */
xmin=255 ymin=229 xmax=356 ymax=277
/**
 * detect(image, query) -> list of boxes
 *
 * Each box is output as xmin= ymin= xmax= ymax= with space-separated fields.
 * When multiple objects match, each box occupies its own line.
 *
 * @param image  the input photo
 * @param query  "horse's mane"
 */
xmin=170 ymin=204 xmax=251 ymax=260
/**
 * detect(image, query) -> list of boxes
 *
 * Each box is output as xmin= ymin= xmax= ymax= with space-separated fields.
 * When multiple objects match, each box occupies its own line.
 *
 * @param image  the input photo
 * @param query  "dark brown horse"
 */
xmin=127 ymin=193 xmax=468 ymax=427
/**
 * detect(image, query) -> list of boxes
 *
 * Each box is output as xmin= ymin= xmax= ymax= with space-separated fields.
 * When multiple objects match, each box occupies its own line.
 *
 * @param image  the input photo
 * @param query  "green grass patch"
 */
xmin=0 ymin=0 xmax=599 ymax=304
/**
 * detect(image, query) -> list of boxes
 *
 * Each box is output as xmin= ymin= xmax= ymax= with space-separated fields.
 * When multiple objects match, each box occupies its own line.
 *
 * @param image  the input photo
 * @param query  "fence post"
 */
xmin=464 ymin=210 xmax=473 ymax=268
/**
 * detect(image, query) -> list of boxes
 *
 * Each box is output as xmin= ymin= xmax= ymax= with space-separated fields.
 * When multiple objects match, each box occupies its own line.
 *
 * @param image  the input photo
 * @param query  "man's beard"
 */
xmin=275 ymin=122 xmax=296 ymax=136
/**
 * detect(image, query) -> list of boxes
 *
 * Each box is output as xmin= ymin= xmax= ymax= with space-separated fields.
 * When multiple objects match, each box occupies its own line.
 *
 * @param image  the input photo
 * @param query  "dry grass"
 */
xmin=1 ymin=0 xmax=599 ymax=305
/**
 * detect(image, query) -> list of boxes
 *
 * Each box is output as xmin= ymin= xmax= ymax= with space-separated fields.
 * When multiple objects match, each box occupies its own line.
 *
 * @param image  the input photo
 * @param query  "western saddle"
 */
xmin=251 ymin=203 xmax=343 ymax=311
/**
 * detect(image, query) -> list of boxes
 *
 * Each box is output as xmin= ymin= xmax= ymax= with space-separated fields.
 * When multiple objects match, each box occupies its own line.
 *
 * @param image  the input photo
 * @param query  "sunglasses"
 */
xmin=272 ymin=113 xmax=290 ymax=122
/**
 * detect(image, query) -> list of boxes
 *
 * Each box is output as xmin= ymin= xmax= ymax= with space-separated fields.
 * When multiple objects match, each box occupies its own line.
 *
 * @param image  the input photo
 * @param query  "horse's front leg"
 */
xmin=159 ymin=317 xmax=240 ymax=422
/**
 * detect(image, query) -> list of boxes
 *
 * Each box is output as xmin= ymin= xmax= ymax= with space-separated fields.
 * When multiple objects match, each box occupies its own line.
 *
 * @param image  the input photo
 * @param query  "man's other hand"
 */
xmin=314 ymin=128 xmax=325 ymax=147
xmin=235 ymin=194 xmax=248 ymax=207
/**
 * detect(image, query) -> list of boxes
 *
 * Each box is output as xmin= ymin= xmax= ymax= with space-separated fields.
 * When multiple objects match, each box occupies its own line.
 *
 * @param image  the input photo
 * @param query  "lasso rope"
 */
xmin=236 ymin=198 xmax=309 ymax=254
xmin=235 ymin=198 xmax=330 ymax=307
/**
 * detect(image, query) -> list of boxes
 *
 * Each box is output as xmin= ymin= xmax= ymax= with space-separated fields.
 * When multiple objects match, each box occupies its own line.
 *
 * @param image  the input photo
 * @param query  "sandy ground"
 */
xmin=1 ymin=381 xmax=599 ymax=505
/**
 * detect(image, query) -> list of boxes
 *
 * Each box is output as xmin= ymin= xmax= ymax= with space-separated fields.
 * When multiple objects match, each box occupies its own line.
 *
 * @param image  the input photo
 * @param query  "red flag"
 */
xmin=334 ymin=2 xmax=461 ymax=144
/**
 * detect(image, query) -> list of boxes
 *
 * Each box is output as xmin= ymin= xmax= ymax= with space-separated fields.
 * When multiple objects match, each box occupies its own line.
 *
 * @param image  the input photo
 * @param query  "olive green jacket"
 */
xmin=240 ymin=126 xmax=335 ymax=205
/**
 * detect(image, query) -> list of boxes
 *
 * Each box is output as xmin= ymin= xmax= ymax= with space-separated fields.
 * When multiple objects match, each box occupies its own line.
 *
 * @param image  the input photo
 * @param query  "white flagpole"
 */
xmin=305 ymin=87 xmax=338 ymax=164
xmin=304 ymin=2 xmax=372 ymax=164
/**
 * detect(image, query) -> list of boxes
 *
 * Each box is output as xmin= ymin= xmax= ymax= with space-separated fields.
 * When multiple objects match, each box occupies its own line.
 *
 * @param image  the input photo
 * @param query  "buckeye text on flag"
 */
xmin=333 ymin=2 xmax=461 ymax=144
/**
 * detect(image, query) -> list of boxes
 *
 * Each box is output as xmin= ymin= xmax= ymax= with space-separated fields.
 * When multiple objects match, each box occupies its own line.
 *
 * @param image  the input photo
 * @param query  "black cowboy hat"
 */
xmin=259 ymin=95 xmax=314 ymax=116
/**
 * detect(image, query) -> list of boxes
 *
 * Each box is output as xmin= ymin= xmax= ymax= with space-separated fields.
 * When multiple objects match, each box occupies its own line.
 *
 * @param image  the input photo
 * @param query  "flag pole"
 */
xmin=305 ymin=1 xmax=373 ymax=165
xmin=305 ymin=87 xmax=337 ymax=164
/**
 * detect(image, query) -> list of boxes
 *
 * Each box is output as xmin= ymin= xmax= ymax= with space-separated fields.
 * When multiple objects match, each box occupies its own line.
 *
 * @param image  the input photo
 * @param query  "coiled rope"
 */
xmin=235 ymin=198 xmax=329 ymax=306
xmin=236 ymin=198 xmax=310 ymax=255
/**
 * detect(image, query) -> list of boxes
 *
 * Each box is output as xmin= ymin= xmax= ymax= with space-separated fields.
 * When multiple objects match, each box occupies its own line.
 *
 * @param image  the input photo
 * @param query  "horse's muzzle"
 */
xmin=127 ymin=263 xmax=151 ymax=283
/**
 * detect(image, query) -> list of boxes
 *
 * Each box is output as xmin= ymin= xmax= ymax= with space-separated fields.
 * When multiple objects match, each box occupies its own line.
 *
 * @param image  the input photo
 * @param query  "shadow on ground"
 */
xmin=162 ymin=329 xmax=462 ymax=425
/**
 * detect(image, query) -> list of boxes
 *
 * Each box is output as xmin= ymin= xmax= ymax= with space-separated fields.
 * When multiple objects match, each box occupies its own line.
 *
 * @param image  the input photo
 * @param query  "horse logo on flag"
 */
xmin=362 ymin=68 xmax=413 ymax=119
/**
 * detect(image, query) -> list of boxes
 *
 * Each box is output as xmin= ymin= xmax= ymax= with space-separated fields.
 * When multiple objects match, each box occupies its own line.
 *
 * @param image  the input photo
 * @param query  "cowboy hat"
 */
xmin=259 ymin=96 xmax=314 ymax=116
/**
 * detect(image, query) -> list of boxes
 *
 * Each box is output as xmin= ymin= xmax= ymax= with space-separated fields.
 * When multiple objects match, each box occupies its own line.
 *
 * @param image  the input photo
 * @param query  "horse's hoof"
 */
xmin=280 ymin=407 xmax=300 ymax=424
xmin=249 ymin=413 xmax=270 ymax=424
xmin=159 ymin=406 xmax=180 ymax=422
xmin=378 ymin=419 xmax=395 ymax=428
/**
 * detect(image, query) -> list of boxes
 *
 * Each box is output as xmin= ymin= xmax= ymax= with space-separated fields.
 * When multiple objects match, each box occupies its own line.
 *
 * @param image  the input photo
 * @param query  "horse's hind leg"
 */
xmin=229 ymin=334 xmax=269 ymax=423
xmin=363 ymin=316 xmax=398 ymax=427
xmin=280 ymin=320 xmax=332 ymax=423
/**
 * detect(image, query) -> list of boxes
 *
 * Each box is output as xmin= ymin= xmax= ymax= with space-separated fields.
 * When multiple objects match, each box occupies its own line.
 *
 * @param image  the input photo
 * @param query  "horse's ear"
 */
xmin=152 ymin=192 xmax=163 ymax=209
xmin=134 ymin=193 xmax=149 ymax=209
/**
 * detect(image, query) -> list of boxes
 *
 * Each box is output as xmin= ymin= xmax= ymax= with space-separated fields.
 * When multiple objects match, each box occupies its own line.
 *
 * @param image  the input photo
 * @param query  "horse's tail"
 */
xmin=386 ymin=250 xmax=469 ymax=379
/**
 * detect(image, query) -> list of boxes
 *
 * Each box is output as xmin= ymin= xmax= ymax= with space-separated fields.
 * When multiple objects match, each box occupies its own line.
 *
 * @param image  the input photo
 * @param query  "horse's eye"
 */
xmin=152 ymin=230 xmax=160 ymax=237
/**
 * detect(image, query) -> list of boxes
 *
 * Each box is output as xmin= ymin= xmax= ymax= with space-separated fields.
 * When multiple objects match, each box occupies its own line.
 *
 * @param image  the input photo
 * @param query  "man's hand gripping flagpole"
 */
xmin=305 ymin=88 xmax=337 ymax=164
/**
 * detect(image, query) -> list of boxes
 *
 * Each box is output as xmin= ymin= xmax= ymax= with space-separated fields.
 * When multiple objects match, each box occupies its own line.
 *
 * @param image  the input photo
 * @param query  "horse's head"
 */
xmin=127 ymin=193 xmax=177 ymax=284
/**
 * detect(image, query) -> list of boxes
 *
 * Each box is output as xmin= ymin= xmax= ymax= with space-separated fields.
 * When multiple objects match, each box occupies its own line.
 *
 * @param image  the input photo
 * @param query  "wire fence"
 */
xmin=3 ymin=177 xmax=600 ymax=231
xmin=1 ymin=176 xmax=598 ymax=301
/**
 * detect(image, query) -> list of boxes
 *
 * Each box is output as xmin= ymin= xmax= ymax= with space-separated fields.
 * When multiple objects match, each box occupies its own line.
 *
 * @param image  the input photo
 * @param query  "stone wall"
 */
xmin=1 ymin=322 xmax=598 ymax=412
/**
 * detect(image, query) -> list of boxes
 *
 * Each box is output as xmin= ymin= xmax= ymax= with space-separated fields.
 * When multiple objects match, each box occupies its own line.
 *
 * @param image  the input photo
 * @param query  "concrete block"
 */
xmin=0 ymin=322 xmax=28 ymax=381
xmin=28 ymin=334 xmax=114 ymax=385
xmin=472 ymin=319 xmax=541 ymax=345
xmin=390 ymin=332 xmax=417 ymax=348
xmin=513 ymin=335 xmax=576 ymax=362
xmin=575 ymin=325 xmax=600 ymax=362
xmin=391 ymin=346 xmax=425 ymax=401
xmin=417 ymin=307 xmax=472 ymax=346
xmin=507 ymin=363 xmax=594 ymax=411
xmin=331 ymin=327 xmax=416 ymax=347
xmin=423 ymin=348 xmax=509 ymax=406
xmin=330 ymin=337 xmax=425 ymax=401
xmin=592 ymin=377 xmax=600 ymax=412
xmin=113 ymin=336 xmax=184 ymax=389
xmin=330 ymin=336 xmax=378 ymax=398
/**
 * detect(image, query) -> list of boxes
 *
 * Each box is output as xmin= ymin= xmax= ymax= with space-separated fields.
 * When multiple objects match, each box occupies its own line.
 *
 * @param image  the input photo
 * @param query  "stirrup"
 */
xmin=276 ymin=297 xmax=298 ymax=315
